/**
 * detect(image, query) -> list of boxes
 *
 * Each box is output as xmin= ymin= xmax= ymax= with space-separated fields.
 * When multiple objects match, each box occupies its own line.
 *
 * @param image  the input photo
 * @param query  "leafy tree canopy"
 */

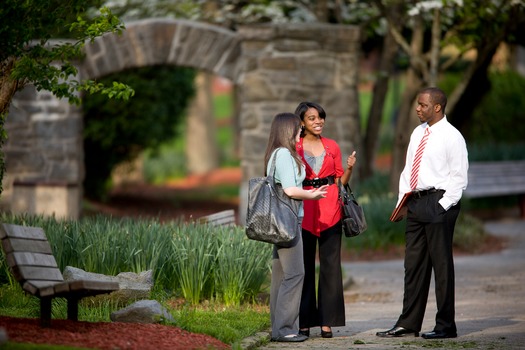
xmin=0 ymin=0 xmax=135 ymax=195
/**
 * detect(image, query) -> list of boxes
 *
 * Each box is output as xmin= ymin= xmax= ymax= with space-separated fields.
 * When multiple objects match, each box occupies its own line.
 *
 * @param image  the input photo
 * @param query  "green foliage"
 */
xmin=213 ymin=228 xmax=270 ymax=306
xmin=82 ymin=65 xmax=196 ymax=199
xmin=171 ymin=305 xmax=270 ymax=346
xmin=0 ymin=283 xmax=39 ymax=318
xmin=0 ymin=2 xmax=134 ymax=197
xmin=0 ymin=213 xmax=271 ymax=306
xmin=170 ymin=223 xmax=217 ymax=305
xmin=2 ymin=3 xmax=133 ymax=106
xmin=453 ymin=213 xmax=489 ymax=252
xmin=470 ymin=70 xmax=525 ymax=144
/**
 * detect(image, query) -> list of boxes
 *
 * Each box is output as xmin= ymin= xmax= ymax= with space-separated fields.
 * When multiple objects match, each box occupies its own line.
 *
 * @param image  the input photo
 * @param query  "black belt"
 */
xmin=303 ymin=176 xmax=335 ymax=188
xmin=412 ymin=188 xmax=444 ymax=198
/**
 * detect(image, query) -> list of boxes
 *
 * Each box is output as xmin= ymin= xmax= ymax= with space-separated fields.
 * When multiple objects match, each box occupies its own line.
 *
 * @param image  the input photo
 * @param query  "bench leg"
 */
xmin=40 ymin=297 xmax=52 ymax=327
xmin=66 ymin=296 xmax=80 ymax=321
xmin=519 ymin=194 xmax=525 ymax=219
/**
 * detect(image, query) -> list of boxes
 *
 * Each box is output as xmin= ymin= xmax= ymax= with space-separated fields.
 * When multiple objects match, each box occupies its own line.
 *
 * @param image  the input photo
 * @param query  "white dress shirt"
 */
xmin=398 ymin=116 xmax=469 ymax=211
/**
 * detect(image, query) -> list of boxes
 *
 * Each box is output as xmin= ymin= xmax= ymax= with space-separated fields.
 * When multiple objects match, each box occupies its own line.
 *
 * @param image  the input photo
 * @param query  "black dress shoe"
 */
xmin=421 ymin=330 xmax=457 ymax=339
xmin=321 ymin=329 xmax=333 ymax=338
xmin=271 ymin=334 xmax=308 ymax=342
xmin=376 ymin=326 xmax=419 ymax=337
xmin=298 ymin=329 xmax=310 ymax=337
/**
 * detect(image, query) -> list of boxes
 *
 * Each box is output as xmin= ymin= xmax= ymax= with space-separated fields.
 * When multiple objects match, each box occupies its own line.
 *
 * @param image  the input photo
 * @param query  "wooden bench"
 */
xmin=0 ymin=223 xmax=119 ymax=327
xmin=464 ymin=160 xmax=525 ymax=218
xmin=197 ymin=209 xmax=236 ymax=226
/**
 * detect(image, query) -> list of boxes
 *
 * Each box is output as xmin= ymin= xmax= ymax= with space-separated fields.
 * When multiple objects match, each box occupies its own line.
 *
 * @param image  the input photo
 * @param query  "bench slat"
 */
xmin=7 ymin=252 xmax=58 ymax=268
xmin=1 ymin=237 xmax=53 ymax=254
xmin=0 ymin=224 xmax=47 ymax=240
xmin=23 ymin=281 xmax=58 ymax=296
xmin=465 ymin=160 xmax=525 ymax=198
xmin=68 ymin=280 xmax=120 ymax=293
xmin=198 ymin=209 xmax=236 ymax=226
xmin=13 ymin=265 xmax=64 ymax=282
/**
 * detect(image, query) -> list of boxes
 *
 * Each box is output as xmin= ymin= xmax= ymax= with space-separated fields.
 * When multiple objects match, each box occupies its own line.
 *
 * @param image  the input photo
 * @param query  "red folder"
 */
xmin=390 ymin=192 xmax=412 ymax=222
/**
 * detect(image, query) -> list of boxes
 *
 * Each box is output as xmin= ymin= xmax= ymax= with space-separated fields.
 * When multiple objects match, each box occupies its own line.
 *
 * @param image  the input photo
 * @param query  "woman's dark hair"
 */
xmin=294 ymin=101 xmax=326 ymax=121
xmin=264 ymin=113 xmax=303 ymax=176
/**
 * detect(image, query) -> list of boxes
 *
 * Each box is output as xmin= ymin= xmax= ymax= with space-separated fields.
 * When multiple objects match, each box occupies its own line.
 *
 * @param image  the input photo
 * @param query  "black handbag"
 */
xmin=245 ymin=150 xmax=302 ymax=247
xmin=338 ymin=182 xmax=367 ymax=237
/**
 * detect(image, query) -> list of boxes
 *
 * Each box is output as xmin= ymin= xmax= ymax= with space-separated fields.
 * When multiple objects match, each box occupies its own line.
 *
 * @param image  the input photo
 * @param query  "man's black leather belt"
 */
xmin=412 ymin=188 xmax=444 ymax=198
xmin=303 ymin=176 xmax=335 ymax=188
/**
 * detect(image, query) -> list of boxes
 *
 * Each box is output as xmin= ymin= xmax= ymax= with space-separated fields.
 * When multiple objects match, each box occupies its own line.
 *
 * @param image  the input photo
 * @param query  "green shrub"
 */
xmin=470 ymin=70 xmax=525 ymax=144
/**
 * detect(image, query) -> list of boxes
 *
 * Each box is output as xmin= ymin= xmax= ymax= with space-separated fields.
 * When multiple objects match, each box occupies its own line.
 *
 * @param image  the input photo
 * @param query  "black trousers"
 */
xmin=395 ymin=191 xmax=460 ymax=333
xmin=299 ymin=223 xmax=346 ymax=328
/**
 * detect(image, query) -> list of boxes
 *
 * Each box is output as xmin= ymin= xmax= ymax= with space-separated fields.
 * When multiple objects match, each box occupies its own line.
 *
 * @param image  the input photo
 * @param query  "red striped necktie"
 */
xmin=410 ymin=127 xmax=431 ymax=190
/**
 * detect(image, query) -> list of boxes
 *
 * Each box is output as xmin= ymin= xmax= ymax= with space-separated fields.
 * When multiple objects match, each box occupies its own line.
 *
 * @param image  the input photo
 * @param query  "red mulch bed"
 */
xmin=0 ymin=316 xmax=229 ymax=350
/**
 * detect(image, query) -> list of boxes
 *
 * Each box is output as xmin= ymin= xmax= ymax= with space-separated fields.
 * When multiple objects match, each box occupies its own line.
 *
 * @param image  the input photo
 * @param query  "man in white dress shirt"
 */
xmin=377 ymin=87 xmax=469 ymax=339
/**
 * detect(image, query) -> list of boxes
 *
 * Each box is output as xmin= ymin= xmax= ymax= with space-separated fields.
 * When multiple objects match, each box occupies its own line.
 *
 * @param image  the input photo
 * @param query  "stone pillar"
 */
xmin=186 ymin=71 xmax=219 ymax=175
xmin=2 ymin=85 xmax=84 ymax=219
xmin=236 ymin=23 xmax=361 ymax=224
xmin=11 ymin=180 xmax=81 ymax=220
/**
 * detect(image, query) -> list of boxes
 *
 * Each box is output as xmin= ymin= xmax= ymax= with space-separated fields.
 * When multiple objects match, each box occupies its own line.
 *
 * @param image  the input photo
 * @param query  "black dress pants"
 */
xmin=299 ymin=223 xmax=345 ymax=328
xmin=395 ymin=191 xmax=460 ymax=334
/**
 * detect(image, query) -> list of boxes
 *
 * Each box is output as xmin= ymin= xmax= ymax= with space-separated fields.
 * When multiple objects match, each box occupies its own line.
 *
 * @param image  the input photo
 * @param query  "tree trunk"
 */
xmin=389 ymin=15 xmax=425 ymax=193
xmin=361 ymin=25 xmax=399 ymax=180
xmin=0 ymin=58 xmax=19 ymax=116
xmin=447 ymin=47 xmax=498 ymax=140
xmin=186 ymin=71 xmax=218 ymax=175
xmin=389 ymin=70 xmax=423 ymax=192
xmin=429 ymin=9 xmax=441 ymax=86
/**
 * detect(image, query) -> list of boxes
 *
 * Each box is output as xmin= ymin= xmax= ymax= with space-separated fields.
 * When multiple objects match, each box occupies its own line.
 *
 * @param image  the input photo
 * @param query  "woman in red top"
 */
xmin=294 ymin=101 xmax=356 ymax=338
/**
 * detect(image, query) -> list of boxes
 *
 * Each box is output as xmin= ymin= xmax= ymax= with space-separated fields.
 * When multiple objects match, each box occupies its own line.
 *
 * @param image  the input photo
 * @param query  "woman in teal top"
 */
xmin=264 ymin=113 xmax=328 ymax=343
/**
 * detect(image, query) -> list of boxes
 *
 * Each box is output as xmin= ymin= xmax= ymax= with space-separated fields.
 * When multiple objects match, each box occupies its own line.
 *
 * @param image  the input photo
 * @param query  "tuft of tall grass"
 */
xmin=214 ymin=228 xmax=271 ymax=306
xmin=170 ymin=222 xmax=217 ymax=305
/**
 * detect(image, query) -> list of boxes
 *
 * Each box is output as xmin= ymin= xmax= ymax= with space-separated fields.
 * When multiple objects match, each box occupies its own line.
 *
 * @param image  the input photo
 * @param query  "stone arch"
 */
xmin=2 ymin=19 xmax=361 ymax=221
xmin=82 ymin=18 xmax=241 ymax=81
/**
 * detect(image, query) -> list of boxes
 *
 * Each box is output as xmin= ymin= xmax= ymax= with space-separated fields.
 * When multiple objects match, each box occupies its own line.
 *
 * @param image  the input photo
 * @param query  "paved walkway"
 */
xmin=244 ymin=219 xmax=525 ymax=349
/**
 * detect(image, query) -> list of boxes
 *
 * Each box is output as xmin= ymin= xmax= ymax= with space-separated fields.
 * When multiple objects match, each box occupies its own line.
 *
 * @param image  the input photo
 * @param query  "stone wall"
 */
xmin=2 ymin=19 xmax=360 ymax=221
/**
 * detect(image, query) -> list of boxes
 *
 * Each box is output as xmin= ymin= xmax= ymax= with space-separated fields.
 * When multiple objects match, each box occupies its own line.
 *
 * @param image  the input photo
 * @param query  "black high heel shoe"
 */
xmin=298 ymin=328 xmax=310 ymax=337
xmin=321 ymin=327 xmax=333 ymax=338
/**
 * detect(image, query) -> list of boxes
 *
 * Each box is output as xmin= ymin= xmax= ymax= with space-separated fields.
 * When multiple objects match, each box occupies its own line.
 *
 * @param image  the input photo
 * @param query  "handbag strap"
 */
xmin=268 ymin=149 xmax=279 ymax=181
xmin=338 ymin=181 xmax=357 ymax=201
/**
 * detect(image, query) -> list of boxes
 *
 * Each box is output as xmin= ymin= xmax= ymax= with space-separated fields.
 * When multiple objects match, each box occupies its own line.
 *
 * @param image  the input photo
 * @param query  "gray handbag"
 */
xmin=245 ymin=151 xmax=302 ymax=247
